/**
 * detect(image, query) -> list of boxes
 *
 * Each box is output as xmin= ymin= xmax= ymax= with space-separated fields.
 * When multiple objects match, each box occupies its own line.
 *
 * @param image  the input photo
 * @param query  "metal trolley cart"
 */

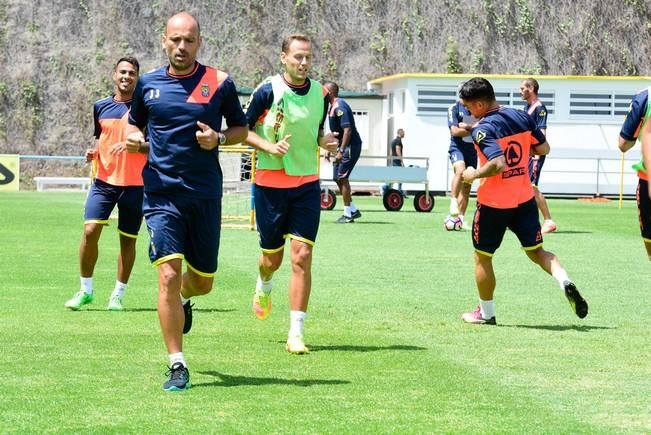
xmin=320 ymin=156 xmax=434 ymax=212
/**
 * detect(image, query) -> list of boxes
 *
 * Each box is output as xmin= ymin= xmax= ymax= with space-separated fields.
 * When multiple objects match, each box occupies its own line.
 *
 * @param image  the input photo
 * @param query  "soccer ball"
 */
xmin=444 ymin=215 xmax=463 ymax=231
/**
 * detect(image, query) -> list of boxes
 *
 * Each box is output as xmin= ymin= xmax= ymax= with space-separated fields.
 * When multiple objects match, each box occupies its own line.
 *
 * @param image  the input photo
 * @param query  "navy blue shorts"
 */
xmin=529 ymin=155 xmax=546 ymax=187
xmin=254 ymin=180 xmax=320 ymax=252
xmin=471 ymin=197 xmax=543 ymax=256
xmin=84 ymin=178 xmax=144 ymax=237
xmin=448 ymin=143 xmax=477 ymax=168
xmin=637 ymin=179 xmax=651 ymax=241
xmin=333 ymin=146 xmax=361 ymax=180
xmin=143 ymin=192 xmax=221 ymax=276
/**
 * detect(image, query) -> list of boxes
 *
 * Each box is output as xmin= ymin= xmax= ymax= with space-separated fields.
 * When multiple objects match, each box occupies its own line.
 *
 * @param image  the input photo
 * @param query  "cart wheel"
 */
xmin=413 ymin=192 xmax=434 ymax=212
xmin=320 ymin=189 xmax=336 ymax=210
xmin=383 ymin=189 xmax=404 ymax=211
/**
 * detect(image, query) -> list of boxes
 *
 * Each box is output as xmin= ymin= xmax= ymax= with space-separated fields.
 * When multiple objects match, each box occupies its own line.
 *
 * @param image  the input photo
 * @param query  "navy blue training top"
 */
xmin=448 ymin=101 xmax=475 ymax=148
xmin=620 ymin=88 xmax=648 ymax=141
xmin=129 ymin=62 xmax=247 ymax=199
xmin=328 ymin=97 xmax=362 ymax=149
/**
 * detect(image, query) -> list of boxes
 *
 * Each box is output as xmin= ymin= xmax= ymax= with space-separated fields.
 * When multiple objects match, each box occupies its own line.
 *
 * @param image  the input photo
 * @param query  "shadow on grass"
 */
xmin=346 ymin=221 xmax=394 ymax=225
xmin=302 ymin=344 xmax=428 ymax=352
xmin=549 ymin=230 xmax=593 ymax=234
xmin=81 ymin=308 xmax=158 ymax=313
xmin=500 ymin=324 xmax=615 ymax=332
xmin=194 ymin=308 xmax=236 ymax=313
xmin=82 ymin=308 xmax=235 ymax=313
xmin=194 ymin=371 xmax=350 ymax=388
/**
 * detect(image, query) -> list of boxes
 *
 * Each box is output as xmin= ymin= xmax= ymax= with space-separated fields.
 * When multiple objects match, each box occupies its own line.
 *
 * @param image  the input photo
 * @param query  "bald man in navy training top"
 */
xmin=126 ymin=11 xmax=248 ymax=392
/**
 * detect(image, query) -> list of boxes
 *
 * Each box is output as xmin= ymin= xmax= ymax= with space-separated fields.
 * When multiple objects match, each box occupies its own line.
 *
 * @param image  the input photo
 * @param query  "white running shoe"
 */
xmin=286 ymin=334 xmax=309 ymax=354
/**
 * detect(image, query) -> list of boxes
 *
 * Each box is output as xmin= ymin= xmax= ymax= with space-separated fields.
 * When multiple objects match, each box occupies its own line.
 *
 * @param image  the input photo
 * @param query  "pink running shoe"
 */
xmin=461 ymin=306 xmax=496 ymax=325
xmin=252 ymin=291 xmax=272 ymax=320
xmin=541 ymin=220 xmax=557 ymax=234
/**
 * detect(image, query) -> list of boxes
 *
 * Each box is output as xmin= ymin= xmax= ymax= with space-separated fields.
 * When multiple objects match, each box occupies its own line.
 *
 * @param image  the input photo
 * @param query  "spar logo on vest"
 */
xmin=502 ymin=140 xmax=526 ymax=179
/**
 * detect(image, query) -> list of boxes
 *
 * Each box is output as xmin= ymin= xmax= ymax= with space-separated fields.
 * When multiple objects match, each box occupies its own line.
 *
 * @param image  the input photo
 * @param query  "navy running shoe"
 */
xmin=163 ymin=362 xmax=191 ymax=392
xmin=564 ymin=281 xmax=588 ymax=319
xmin=183 ymin=300 xmax=193 ymax=334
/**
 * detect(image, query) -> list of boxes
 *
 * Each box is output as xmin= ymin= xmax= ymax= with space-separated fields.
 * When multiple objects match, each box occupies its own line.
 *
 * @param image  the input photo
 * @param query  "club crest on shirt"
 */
xmin=475 ymin=130 xmax=486 ymax=144
xmin=201 ymin=83 xmax=209 ymax=97
xmin=337 ymin=110 xmax=344 ymax=117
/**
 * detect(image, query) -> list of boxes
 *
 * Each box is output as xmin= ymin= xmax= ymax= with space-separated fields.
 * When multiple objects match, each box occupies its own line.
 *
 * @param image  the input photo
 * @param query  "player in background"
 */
xmin=520 ymin=78 xmax=556 ymax=234
xmin=447 ymin=97 xmax=478 ymax=229
xmin=384 ymin=128 xmax=406 ymax=197
xmin=126 ymin=12 xmax=248 ymax=391
xmin=245 ymin=34 xmax=338 ymax=354
xmin=324 ymin=81 xmax=363 ymax=223
xmin=458 ymin=77 xmax=588 ymax=325
xmin=622 ymin=88 xmax=651 ymax=260
xmin=65 ymin=57 xmax=146 ymax=312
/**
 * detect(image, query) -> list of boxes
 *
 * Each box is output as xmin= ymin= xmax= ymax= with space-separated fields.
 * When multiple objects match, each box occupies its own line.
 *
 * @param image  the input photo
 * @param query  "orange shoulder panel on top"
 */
xmin=187 ymin=67 xmax=228 ymax=104
xmin=257 ymin=108 xmax=269 ymax=125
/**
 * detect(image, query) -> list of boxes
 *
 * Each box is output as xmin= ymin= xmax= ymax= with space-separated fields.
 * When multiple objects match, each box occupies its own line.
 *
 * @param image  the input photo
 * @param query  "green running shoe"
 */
xmin=64 ymin=290 xmax=95 ymax=310
xmin=107 ymin=295 xmax=124 ymax=311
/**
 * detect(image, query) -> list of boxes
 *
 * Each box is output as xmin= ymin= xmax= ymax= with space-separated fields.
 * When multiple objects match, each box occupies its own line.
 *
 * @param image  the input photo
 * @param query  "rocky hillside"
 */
xmin=2 ymin=0 xmax=651 ymax=156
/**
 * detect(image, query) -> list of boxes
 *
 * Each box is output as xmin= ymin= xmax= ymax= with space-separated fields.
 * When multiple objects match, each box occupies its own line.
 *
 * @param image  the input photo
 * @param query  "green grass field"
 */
xmin=1 ymin=192 xmax=649 ymax=433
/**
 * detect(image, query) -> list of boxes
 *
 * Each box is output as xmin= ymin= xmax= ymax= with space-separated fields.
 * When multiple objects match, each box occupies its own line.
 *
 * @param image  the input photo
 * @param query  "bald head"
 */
xmin=162 ymin=12 xmax=202 ymax=75
xmin=165 ymin=12 xmax=200 ymax=37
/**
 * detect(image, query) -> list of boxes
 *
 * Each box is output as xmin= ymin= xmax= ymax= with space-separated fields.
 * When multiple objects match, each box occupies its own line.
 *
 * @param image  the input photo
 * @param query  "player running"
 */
xmin=65 ymin=57 xmax=146 ymax=312
xmin=126 ymin=12 xmax=248 ymax=391
xmin=458 ymin=77 xmax=588 ymax=324
xmin=520 ymin=78 xmax=556 ymax=234
xmin=245 ymin=34 xmax=338 ymax=354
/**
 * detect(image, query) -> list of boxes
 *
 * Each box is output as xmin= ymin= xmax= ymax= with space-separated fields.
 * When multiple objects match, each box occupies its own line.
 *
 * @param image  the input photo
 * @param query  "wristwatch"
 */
xmin=218 ymin=132 xmax=227 ymax=145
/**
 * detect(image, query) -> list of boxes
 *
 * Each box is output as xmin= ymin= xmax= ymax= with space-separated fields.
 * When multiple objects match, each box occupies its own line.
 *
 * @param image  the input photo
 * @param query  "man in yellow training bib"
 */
xmin=245 ymin=34 xmax=338 ymax=354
